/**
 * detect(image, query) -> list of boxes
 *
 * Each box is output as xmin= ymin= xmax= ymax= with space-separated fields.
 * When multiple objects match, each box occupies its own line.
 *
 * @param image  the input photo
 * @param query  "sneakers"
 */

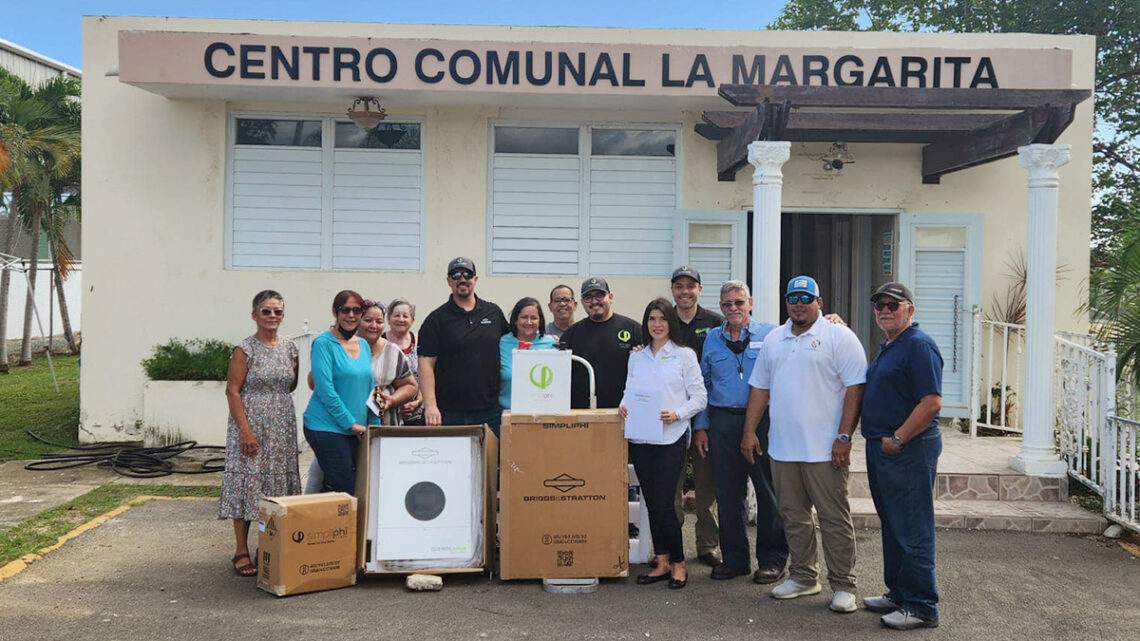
xmin=829 ymin=590 xmax=858 ymax=613
xmin=881 ymin=610 xmax=939 ymax=630
xmin=863 ymin=594 xmax=901 ymax=614
xmin=770 ymin=578 xmax=822 ymax=599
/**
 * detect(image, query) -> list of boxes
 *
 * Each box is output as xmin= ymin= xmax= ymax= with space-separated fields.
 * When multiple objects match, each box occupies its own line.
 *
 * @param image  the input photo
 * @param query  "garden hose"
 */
xmin=21 ymin=431 xmax=226 ymax=478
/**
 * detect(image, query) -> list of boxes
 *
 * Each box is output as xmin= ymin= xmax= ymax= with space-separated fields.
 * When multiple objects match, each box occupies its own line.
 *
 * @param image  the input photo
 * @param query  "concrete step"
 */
xmin=850 ymin=497 xmax=1105 ymax=534
xmin=849 ymin=471 xmax=1067 ymax=502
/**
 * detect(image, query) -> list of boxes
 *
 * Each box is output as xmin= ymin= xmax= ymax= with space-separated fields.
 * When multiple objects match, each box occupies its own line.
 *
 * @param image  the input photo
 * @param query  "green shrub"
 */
xmin=141 ymin=338 xmax=234 ymax=381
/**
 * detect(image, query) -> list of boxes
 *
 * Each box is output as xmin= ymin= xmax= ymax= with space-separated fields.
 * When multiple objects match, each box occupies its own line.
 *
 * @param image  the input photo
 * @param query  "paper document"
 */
xmin=623 ymin=386 xmax=664 ymax=441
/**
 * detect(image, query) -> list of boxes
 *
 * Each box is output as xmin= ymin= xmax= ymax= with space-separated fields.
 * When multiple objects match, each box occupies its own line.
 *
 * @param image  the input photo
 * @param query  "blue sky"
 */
xmin=3 ymin=0 xmax=788 ymax=70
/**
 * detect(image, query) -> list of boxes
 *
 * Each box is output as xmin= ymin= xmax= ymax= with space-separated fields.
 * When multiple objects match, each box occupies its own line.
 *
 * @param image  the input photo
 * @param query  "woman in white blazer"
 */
xmin=620 ymin=297 xmax=707 ymax=589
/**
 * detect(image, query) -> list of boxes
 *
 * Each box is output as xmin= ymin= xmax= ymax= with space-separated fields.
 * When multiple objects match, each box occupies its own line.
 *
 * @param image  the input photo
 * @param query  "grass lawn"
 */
xmin=0 ymin=483 xmax=219 ymax=566
xmin=0 ymin=356 xmax=80 ymax=461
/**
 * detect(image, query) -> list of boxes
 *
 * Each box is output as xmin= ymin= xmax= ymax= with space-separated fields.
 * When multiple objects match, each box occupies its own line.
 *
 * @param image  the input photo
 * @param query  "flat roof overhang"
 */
xmin=698 ymin=85 xmax=1092 ymax=184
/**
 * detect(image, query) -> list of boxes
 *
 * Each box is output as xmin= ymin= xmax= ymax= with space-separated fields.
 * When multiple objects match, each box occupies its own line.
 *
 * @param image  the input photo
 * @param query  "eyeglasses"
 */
xmin=720 ymin=299 xmax=748 ymax=309
xmin=786 ymin=294 xmax=817 ymax=305
xmin=259 ymin=308 xmax=284 ymax=317
xmin=873 ymin=300 xmax=904 ymax=312
xmin=336 ymin=305 xmax=363 ymax=315
xmin=551 ymin=297 xmax=575 ymax=304
xmin=449 ymin=271 xmax=474 ymax=281
xmin=582 ymin=292 xmax=607 ymax=302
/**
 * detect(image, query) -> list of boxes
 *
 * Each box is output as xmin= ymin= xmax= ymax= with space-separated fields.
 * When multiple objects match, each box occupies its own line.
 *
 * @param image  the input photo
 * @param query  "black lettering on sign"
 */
xmin=204 ymin=42 xmax=235 ymax=78
xmin=590 ymin=53 xmax=618 ymax=87
xmin=770 ymin=54 xmax=797 ymax=85
xmin=450 ymin=49 xmax=481 ymax=85
xmin=970 ymin=56 xmax=998 ymax=88
xmin=802 ymin=55 xmax=829 ymax=86
xmin=240 ymin=44 xmax=266 ymax=79
xmin=732 ymin=54 xmax=765 ymax=85
xmin=365 ymin=48 xmax=397 ymax=83
xmin=526 ymin=51 xmax=552 ymax=85
xmin=487 ymin=50 xmax=519 ymax=85
xmin=944 ymin=57 xmax=969 ymax=88
xmin=868 ymin=56 xmax=896 ymax=87
xmin=416 ymin=48 xmax=445 ymax=83
xmin=686 ymin=54 xmax=714 ymax=88
xmin=661 ymin=53 xmax=684 ymax=87
xmin=833 ymin=54 xmax=863 ymax=86
xmin=901 ymin=56 xmax=927 ymax=88
xmin=333 ymin=47 xmax=361 ymax=82
xmin=302 ymin=46 xmax=330 ymax=81
xmin=558 ymin=52 xmax=586 ymax=86
xmin=271 ymin=46 xmax=299 ymax=81
xmin=621 ymin=53 xmax=645 ymax=87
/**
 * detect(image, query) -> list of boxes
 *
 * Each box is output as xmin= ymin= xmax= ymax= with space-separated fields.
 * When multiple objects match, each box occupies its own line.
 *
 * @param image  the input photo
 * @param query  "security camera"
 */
xmin=829 ymin=158 xmax=844 ymax=171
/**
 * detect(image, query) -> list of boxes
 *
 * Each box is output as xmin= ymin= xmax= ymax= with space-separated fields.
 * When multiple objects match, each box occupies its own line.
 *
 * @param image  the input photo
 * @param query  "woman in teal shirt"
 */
xmin=499 ymin=297 xmax=557 ymax=409
xmin=303 ymin=290 xmax=372 ymax=494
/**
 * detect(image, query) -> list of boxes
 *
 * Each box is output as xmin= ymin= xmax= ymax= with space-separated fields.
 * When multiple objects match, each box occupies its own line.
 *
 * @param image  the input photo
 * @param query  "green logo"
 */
xmin=529 ymin=364 xmax=554 ymax=389
xmin=617 ymin=330 xmax=631 ymax=342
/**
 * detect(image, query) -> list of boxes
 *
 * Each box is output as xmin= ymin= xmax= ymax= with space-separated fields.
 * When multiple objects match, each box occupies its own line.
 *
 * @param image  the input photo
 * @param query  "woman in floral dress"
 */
xmin=219 ymin=290 xmax=301 ymax=577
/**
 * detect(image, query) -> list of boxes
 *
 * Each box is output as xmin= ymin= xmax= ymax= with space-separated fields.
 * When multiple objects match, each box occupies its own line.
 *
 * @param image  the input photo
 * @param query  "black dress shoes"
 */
xmin=636 ymin=572 xmax=670 ymax=585
xmin=752 ymin=566 xmax=787 ymax=584
xmin=710 ymin=564 xmax=750 ymax=580
xmin=668 ymin=576 xmax=687 ymax=590
xmin=697 ymin=551 xmax=722 ymax=566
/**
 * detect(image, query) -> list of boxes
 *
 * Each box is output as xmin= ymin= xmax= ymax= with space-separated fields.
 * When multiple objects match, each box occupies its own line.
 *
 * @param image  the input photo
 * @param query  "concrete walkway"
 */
xmin=0 ymin=499 xmax=1137 ymax=641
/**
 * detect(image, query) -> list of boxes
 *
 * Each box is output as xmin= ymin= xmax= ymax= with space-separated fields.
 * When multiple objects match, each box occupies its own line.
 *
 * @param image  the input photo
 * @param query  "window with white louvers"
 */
xmin=489 ymin=124 xmax=678 ymax=277
xmin=227 ymin=116 xmax=423 ymax=271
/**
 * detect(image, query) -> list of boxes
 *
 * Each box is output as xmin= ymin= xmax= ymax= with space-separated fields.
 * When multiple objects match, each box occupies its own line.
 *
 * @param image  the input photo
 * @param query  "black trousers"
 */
xmin=630 ymin=436 xmax=689 ymax=563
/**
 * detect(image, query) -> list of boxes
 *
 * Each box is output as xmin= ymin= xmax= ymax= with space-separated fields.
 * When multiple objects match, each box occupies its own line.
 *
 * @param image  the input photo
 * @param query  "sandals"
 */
xmin=231 ymin=553 xmax=257 ymax=577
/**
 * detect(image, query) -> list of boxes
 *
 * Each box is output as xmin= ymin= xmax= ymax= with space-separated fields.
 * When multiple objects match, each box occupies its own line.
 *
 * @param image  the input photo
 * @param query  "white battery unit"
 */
xmin=372 ymin=435 xmax=477 ymax=562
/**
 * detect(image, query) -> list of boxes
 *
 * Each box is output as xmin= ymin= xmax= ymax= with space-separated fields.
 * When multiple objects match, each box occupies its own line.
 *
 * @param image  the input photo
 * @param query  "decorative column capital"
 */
xmin=1018 ymin=144 xmax=1071 ymax=187
xmin=747 ymin=140 xmax=791 ymax=170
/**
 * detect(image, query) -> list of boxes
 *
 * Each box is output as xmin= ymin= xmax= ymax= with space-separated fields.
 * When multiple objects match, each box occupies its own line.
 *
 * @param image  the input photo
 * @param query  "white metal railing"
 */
xmin=969 ymin=312 xmax=1026 ymax=436
xmin=1104 ymin=416 xmax=1140 ymax=533
xmin=1054 ymin=337 xmax=1115 ymax=494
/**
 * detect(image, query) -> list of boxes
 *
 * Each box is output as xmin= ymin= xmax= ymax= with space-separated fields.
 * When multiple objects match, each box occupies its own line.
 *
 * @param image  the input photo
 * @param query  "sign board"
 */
xmin=511 ymin=349 xmax=571 ymax=414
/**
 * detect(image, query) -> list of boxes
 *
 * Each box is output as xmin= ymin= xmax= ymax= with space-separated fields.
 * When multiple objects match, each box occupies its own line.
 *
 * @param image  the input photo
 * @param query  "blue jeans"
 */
xmin=706 ymin=407 xmax=788 ymax=571
xmin=441 ymin=409 xmax=503 ymax=438
xmin=303 ymin=427 xmax=359 ymax=495
xmin=865 ymin=429 xmax=942 ymax=620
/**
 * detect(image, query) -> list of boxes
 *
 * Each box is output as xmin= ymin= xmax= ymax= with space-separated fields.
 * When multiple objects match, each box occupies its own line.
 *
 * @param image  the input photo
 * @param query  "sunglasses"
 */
xmin=720 ymin=299 xmax=748 ymax=309
xmin=874 ymin=300 xmax=905 ymax=312
xmin=786 ymin=294 xmax=817 ymax=305
xmin=336 ymin=305 xmax=363 ymax=315
xmin=258 ymin=308 xmax=284 ymax=317
xmin=551 ymin=297 xmax=575 ymax=304
xmin=449 ymin=271 xmax=474 ymax=281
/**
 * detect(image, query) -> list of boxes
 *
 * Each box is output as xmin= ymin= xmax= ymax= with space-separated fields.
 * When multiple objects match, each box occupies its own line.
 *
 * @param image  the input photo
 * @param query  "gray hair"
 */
xmin=251 ymin=289 xmax=283 ymax=311
xmin=387 ymin=298 xmax=416 ymax=319
xmin=720 ymin=280 xmax=751 ymax=299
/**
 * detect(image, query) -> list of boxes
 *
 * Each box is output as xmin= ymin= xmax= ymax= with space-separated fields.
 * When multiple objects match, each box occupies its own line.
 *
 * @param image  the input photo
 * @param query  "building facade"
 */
xmin=80 ymin=17 xmax=1094 ymax=442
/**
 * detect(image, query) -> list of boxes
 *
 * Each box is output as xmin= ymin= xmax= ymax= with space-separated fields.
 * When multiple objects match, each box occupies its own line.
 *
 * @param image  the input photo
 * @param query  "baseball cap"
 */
xmin=581 ymin=276 xmax=610 ymax=296
xmin=447 ymin=256 xmax=476 ymax=276
xmin=786 ymin=275 xmax=820 ymax=297
xmin=871 ymin=282 xmax=914 ymax=304
xmin=671 ymin=265 xmax=702 ymax=284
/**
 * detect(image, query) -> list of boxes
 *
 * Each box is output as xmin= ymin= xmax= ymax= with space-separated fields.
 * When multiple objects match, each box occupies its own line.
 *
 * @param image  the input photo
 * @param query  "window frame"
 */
xmin=485 ymin=120 xmax=683 ymax=278
xmin=224 ymin=111 xmax=426 ymax=273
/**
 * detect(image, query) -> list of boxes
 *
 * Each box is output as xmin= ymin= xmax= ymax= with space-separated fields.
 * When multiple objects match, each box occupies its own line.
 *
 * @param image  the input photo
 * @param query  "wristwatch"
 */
xmin=890 ymin=434 xmax=905 ymax=448
xmin=837 ymin=433 xmax=851 ymax=443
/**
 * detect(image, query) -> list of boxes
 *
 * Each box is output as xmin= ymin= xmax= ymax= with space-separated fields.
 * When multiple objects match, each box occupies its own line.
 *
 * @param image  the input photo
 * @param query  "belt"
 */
xmin=710 ymin=405 xmax=747 ymax=415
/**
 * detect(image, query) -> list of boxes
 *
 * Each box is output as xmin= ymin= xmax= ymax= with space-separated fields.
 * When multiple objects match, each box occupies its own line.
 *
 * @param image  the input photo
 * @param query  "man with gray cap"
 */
xmin=742 ymin=275 xmax=867 ymax=613
xmin=558 ymin=277 xmax=642 ymax=409
xmin=418 ymin=257 xmax=509 ymax=434
xmin=861 ymin=282 xmax=943 ymax=630
xmin=670 ymin=265 xmax=725 ymax=567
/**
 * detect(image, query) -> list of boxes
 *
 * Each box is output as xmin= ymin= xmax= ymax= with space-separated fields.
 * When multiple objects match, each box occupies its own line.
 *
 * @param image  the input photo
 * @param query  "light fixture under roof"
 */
xmin=347 ymin=97 xmax=387 ymax=131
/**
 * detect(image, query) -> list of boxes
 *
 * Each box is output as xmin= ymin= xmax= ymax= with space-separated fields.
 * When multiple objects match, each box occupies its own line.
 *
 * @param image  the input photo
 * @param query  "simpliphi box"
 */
xmin=256 ymin=493 xmax=358 ymax=597
xmin=499 ymin=409 xmax=629 ymax=579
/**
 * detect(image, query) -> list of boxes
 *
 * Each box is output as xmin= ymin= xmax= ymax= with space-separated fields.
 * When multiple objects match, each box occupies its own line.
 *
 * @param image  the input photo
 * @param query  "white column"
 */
xmin=748 ymin=141 xmax=791 ymax=324
xmin=1010 ymin=143 xmax=1070 ymax=477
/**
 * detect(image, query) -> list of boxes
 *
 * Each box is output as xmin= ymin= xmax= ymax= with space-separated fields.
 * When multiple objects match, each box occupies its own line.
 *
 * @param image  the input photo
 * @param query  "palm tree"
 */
xmin=0 ymin=69 xmax=80 ymax=372
xmin=1089 ymin=224 xmax=1140 ymax=386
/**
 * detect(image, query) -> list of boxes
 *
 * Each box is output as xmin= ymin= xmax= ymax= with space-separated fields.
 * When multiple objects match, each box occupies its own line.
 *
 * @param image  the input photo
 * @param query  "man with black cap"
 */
xmin=418 ymin=257 xmax=509 ymax=434
xmin=861 ymin=282 xmax=943 ymax=631
xmin=558 ymin=277 xmax=642 ymax=409
xmin=670 ymin=265 xmax=725 ymax=567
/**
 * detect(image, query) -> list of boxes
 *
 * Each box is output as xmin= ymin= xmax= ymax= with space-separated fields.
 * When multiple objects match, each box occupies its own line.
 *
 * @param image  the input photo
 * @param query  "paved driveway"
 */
xmin=0 ymin=499 xmax=1137 ymax=640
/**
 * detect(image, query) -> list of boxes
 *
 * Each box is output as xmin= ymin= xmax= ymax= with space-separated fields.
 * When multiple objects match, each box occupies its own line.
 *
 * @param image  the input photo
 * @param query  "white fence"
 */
xmin=970 ymin=313 xmax=1025 ymax=435
xmin=1054 ymin=337 xmax=1115 ymax=495
xmin=1104 ymin=416 xmax=1140 ymax=532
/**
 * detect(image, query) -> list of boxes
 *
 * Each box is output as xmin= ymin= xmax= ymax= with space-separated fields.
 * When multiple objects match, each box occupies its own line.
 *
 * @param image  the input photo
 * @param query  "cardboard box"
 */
xmin=256 ymin=493 xmax=358 ymax=597
xmin=355 ymin=424 xmax=498 ymax=576
xmin=499 ymin=409 xmax=629 ymax=579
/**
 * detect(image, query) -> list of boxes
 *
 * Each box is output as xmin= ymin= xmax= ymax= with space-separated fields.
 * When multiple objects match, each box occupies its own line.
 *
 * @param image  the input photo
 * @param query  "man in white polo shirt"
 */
xmin=741 ymin=275 xmax=867 ymax=613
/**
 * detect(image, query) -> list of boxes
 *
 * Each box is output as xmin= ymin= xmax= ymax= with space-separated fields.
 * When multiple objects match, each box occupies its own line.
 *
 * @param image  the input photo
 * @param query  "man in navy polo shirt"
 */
xmin=860 ymin=282 xmax=943 ymax=631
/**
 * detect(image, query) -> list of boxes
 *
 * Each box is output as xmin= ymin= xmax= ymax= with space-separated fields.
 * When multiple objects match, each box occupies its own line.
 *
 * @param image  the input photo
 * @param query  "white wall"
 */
xmin=3 ymin=263 xmax=82 ymax=340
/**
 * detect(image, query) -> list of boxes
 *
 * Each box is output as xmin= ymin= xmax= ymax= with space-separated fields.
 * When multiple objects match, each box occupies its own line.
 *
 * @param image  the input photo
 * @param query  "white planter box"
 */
xmin=142 ymin=380 xmax=229 ymax=447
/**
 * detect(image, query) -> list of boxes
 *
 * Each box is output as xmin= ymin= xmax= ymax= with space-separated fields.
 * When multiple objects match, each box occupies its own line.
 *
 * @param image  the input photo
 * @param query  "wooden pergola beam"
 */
xmin=921 ymin=107 xmax=1052 ymax=184
xmin=718 ymin=85 xmax=1091 ymax=111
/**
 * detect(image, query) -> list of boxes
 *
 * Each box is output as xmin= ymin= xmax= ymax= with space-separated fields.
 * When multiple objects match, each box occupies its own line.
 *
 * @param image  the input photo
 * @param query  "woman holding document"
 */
xmin=620 ymin=298 xmax=707 ymax=589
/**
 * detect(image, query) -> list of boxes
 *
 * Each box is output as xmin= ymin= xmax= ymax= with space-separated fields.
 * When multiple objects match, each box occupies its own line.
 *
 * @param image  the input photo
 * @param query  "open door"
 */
xmin=897 ymin=214 xmax=983 ymax=418
xmin=674 ymin=210 xmax=747 ymax=310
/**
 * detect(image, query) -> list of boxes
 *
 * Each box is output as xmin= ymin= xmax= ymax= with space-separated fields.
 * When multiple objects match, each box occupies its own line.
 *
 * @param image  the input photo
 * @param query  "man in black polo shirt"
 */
xmin=558 ymin=277 xmax=642 ymax=409
xmin=670 ymin=266 xmax=725 ymax=567
xmin=860 ymin=282 xmax=943 ymax=631
xmin=418 ymin=257 xmax=509 ymax=435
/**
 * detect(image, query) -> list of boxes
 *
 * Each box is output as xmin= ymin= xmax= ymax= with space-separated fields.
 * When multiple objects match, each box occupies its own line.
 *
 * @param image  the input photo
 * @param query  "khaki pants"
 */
xmin=674 ymin=437 xmax=719 ymax=555
xmin=770 ymin=459 xmax=856 ymax=592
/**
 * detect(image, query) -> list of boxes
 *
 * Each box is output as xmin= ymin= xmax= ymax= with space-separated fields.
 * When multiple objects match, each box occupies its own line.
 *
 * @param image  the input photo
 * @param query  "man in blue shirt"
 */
xmin=693 ymin=280 xmax=788 ymax=583
xmin=860 ymin=282 xmax=943 ymax=631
